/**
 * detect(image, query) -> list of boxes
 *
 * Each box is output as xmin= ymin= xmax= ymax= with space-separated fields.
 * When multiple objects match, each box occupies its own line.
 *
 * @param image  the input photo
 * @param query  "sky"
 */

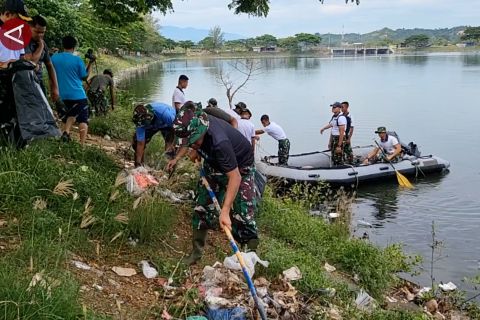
xmin=155 ymin=0 xmax=480 ymax=37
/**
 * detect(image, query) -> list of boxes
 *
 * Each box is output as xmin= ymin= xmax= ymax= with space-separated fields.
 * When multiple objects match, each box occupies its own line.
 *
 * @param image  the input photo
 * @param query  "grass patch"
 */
xmin=259 ymin=189 xmax=413 ymax=298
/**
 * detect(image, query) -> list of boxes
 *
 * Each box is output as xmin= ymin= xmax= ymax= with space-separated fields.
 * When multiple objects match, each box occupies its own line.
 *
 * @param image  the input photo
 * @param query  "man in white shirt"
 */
xmin=237 ymin=108 xmax=256 ymax=150
xmin=172 ymin=74 xmax=188 ymax=112
xmin=341 ymin=101 xmax=354 ymax=164
xmin=320 ymin=102 xmax=347 ymax=165
xmin=363 ymin=126 xmax=402 ymax=164
xmin=255 ymin=114 xmax=290 ymax=165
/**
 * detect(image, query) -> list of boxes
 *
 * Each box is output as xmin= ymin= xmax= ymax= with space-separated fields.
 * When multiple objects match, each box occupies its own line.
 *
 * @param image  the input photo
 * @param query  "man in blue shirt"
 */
xmin=51 ymin=35 xmax=92 ymax=144
xmin=132 ymin=102 xmax=176 ymax=167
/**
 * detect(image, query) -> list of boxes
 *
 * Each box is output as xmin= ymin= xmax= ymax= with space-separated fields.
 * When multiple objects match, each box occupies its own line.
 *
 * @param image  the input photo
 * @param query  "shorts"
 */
xmin=131 ymin=127 xmax=174 ymax=150
xmin=62 ymin=99 xmax=89 ymax=124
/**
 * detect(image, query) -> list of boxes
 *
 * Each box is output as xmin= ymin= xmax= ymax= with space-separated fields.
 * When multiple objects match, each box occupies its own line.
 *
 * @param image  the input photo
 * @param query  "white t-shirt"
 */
xmin=0 ymin=42 xmax=24 ymax=63
xmin=264 ymin=121 xmax=287 ymax=141
xmin=237 ymin=119 xmax=255 ymax=144
xmin=379 ymin=135 xmax=399 ymax=154
xmin=172 ymin=87 xmax=186 ymax=109
xmin=330 ymin=114 xmax=347 ymax=136
xmin=224 ymin=108 xmax=241 ymax=120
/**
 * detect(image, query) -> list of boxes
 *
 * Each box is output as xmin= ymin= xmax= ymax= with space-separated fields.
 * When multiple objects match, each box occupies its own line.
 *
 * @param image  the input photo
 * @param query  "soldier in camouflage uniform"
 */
xmin=320 ymin=102 xmax=347 ymax=166
xmin=341 ymin=101 xmax=354 ymax=164
xmin=170 ymin=102 xmax=258 ymax=265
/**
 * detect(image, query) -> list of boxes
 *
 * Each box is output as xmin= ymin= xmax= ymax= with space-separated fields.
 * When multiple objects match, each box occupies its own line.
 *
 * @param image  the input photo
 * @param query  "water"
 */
xmin=121 ymin=53 xmax=480 ymax=292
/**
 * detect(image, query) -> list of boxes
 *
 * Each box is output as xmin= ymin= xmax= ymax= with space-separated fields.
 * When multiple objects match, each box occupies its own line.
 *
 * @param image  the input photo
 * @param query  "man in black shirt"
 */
xmin=24 ymin=15 xmax=59 ymax=101
xmin=171 ymin=103 xmax=258 ymax=265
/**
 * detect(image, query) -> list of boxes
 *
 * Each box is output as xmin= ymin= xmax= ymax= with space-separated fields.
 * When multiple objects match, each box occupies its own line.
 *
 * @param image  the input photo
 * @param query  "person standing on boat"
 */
xmin=341 ymin=101 xmax=354 ymax=164
xmin=320 ymin=102 xmax=346 ymax=165
xmin=363 ymin=127 xmax=402 ymax=164
xmin=256 ymin=114 xmax=290 ymax=165
xmin=171 ymin=104 xmax=259 ymax=265
xmin=172 ymin=74 xmax=188 ymax=112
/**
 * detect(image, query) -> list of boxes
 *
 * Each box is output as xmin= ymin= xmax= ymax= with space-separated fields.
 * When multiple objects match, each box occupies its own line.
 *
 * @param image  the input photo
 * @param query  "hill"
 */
xmin=159 ymin=25 xmax=246 ymax=42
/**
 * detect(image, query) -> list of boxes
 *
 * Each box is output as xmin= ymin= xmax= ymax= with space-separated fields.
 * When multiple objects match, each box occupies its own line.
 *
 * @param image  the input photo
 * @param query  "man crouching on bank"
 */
xmin=168 ymin=102 xmax=259 ymax=265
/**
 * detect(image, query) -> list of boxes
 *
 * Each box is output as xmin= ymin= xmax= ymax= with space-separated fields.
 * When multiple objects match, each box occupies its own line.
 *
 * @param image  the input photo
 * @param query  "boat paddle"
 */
xmin=199 ymin=167 xmax=268 ymax=320
xmin=374 ymin=140 xmax=413 ymax=188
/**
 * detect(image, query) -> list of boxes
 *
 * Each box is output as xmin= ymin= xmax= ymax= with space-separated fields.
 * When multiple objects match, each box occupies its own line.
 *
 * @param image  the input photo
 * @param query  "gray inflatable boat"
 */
xmin=256 ymin=145 xmax=450 ymax=187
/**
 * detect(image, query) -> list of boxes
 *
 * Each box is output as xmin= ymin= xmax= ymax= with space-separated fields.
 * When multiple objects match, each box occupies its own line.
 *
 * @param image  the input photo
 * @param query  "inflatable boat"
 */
xmin=255 ymin=145 xmax=450 ymax=187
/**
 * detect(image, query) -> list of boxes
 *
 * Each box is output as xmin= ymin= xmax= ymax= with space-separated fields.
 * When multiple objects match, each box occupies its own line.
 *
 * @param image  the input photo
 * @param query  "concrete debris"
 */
xmin=112 ymin=266 xmax=137 ymax=277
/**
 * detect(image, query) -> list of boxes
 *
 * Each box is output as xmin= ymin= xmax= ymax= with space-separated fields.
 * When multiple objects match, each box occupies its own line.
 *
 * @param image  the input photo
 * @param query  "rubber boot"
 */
xmin=183 ymin=229 xmax=208 ymax=265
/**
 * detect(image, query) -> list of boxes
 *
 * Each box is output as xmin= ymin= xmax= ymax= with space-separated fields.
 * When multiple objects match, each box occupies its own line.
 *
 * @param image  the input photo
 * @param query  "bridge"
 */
xmin=331 ymin=47 xmax=394 ymax=56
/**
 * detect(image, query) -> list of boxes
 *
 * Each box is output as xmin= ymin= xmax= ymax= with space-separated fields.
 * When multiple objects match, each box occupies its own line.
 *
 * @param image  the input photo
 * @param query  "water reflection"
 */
xmin=463 ymin=54 xmax=480 ymax=66
xmin=357 ymin=173 xmax=448 ymax=225
xmin=399 ymin=55 xmax=428 ymax=66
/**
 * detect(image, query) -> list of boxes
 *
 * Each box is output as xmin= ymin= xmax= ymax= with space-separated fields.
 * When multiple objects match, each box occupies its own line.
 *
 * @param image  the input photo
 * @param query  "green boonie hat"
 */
xmin=132 ymin=104 xmax=154 ymax=127
xmin=375 ymin=126 xmax=387 ymax=133
xmin=173 ymin=105 xmax=209 ymax=147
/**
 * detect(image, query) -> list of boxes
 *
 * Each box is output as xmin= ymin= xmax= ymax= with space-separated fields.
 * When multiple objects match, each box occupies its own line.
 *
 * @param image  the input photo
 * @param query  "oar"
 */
xmin=374 ymin=140 xmax=413 ymax=188
xmin=199 ymin=167 xmax=268 ymax=320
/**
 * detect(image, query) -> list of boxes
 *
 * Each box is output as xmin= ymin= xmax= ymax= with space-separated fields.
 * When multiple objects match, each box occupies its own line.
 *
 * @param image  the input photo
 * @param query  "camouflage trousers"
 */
xmin=193 ymin=163 xmax=258 ymax=244
xmin=343 ymin=140 xmax=354 ymax=164
xmin=278 ymin=138 xmax=290 ymax=165
xmin=331 ymin=135 xmax=344 ymax=165
xmin=87 ymin=89 xmax=108 ymax=115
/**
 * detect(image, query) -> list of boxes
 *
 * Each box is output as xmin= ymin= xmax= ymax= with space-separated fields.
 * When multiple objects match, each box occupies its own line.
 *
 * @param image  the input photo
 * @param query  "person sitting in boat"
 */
xmin=363 ymin=127 xmax=402 ymax=164
xmin=341 ymin=101 xmax=354 ymax=164
xmin=255 ymin=114 xmax=290 ymax=166
xmin=320 ymin=102 xmax=346 ymax=166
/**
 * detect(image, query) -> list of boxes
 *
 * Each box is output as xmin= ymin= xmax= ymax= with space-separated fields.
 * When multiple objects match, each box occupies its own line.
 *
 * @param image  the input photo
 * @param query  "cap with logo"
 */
xmin=330 ymin=102 xmax=341 ymax=108
xmin=375 ymin=126 xmax=387 ymax=134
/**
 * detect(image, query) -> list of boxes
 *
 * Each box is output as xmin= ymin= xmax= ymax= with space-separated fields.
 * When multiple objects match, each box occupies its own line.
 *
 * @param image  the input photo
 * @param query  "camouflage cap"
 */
xmin=173 ymin=105 xmax=209 ymax=147
xmin=132 ymin=104 xmax=154 ymax=127
xmin=375 ymin=126 xmax=387 ymax=133
xmin=235 ymin=102 xmax=247 ymax=110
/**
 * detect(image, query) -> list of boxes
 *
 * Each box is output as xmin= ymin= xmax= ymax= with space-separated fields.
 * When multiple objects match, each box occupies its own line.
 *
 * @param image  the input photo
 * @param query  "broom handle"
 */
xmin=199 ymin=168 xmax=267 ymax=320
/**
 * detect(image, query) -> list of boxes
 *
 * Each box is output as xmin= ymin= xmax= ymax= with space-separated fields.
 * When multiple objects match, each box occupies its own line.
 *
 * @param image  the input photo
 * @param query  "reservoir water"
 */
xmin=121 ymin=53 xmax=480 ymax=293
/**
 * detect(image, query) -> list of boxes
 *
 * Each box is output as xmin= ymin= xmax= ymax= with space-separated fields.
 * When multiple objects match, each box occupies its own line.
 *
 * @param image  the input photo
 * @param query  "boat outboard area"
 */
xmin=256 ymin=145 xmax=450 ymax=187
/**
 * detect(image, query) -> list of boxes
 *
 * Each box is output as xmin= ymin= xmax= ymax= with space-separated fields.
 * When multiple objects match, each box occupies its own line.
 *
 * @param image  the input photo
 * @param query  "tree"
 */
xmin=209 ymin=26 xmax=225 ymax=51
xmin=278 ymin=37 xmax=299 ymax=51
xmin=294 ymin=33 xmax=322 ymax=46
xmin=217 ymin=60 xmax=262 ymax=108
xmin=461 ymin=27 xmax=480 ymax=42
xmin=404 ymin=34 xmax=430 ymax=48
xmin=254 ymin=34 xmax=277 ymax=47
xmin=178 ymin=40 xmax=194 ymax=53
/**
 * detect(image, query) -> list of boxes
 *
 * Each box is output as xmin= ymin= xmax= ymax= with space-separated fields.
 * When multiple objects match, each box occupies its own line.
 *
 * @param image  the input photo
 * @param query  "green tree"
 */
xmin=178 ymin=40 xmax=195 ymax=53
xmin=294 ymin=33 xmax=322 ymax=46
xmin=254 ymin=34 xmax=277 ymax=46
xmin=404 ymin=34 xmax=430 ymax=48
xmin=208 ymin=26 xmax=225 ymax=50
xmin=461 ymin=26 xmax=480 ymax=42
xmin=278 ymin=37 xmax=299 ymax=51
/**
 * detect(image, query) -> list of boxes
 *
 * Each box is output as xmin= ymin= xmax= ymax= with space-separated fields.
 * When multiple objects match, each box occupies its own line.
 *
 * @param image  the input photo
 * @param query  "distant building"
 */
xmin=252 ymin=46 xmax=277 ymax=53
xmin=456 ymin=41 xmax=475 ymax=48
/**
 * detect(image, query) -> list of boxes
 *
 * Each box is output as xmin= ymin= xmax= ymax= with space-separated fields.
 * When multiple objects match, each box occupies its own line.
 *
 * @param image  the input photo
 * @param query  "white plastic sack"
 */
xmin=223 ymin=252 xmax=269 ymax=277
xmin=126 ymin=167 xmax=159 ymax=196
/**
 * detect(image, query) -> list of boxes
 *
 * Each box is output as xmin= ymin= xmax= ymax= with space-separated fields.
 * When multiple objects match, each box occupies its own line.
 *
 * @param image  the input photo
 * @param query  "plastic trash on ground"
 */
xmin=324 ymin=262 xmax=336 ymax=273
xmin=223 ymin=252 xmax=269 ymax=277
xmin=282 ymin=266 xmax=302 ymax=281
xmin=140 ymin=260 xmax=158 ymax=279
xmin=72 ymin=260 xmax=91 ymax=270
xmin=126 ymin=167 xmax=159 ymax=196
xmin=355 ymin=289 xmax=375 ymax=311
xmin=438 ymin=282 xmax=457 ymax=292
xmin=206 ymin=307 xmax=247 ymax=320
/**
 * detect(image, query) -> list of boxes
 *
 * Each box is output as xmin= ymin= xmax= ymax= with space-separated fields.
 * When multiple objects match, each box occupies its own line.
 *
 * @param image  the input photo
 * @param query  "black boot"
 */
xmin=183 ymin=229 xmax=208 ymax=265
